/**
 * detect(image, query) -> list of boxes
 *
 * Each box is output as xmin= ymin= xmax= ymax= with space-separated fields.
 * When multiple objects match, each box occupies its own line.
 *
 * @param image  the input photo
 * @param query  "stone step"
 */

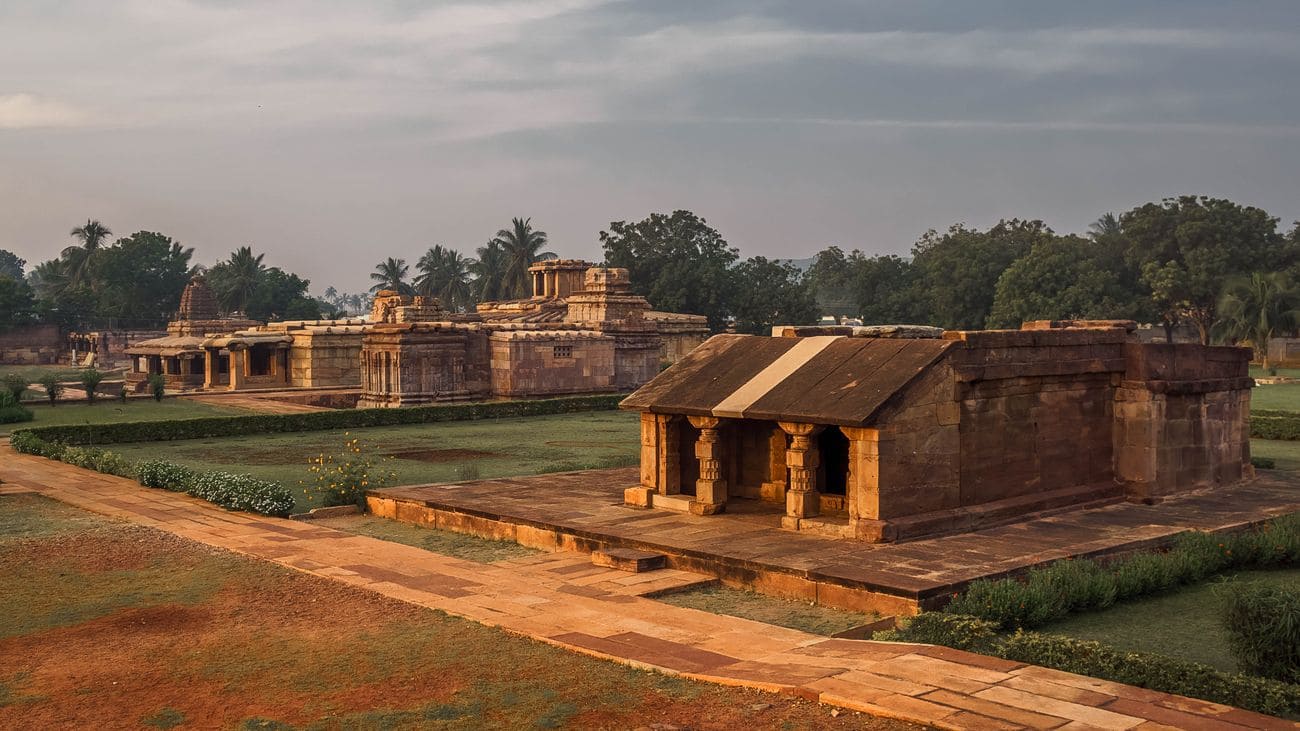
xmin=592 ymin=548 xmax=667 ymax=573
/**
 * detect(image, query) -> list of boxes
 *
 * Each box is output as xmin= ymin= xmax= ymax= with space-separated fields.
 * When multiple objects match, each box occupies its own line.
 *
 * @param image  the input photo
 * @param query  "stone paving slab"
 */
xmin=375 ymin=467 xmax=1300 ymax=607
xmin=2 ymin=449 xmax=1297 ymax=730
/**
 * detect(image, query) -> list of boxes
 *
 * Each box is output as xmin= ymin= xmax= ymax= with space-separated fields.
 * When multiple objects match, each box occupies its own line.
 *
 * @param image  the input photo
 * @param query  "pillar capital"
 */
xmin=778 ymin=421 xmax=822 ymax=438
xmin=687 ymin=414 xmax=722 ymax=430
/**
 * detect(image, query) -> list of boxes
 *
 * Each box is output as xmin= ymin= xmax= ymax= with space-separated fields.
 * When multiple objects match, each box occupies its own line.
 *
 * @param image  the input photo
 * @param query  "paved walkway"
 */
xmin=379 ymin=468 xmax=1300 ymax=608
xmin=1 ymin=449 xmax=1294 ymax=730
xmin=179 ymin=391 xmax=335 ymax=414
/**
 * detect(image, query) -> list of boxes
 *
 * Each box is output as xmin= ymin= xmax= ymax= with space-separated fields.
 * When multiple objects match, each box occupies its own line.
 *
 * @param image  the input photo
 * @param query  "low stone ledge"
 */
xmin=290 ymin=504 xmax=361 ymax=521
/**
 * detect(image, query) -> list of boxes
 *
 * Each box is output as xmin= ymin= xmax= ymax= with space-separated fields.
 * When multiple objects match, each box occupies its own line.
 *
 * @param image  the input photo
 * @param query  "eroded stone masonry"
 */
xmin=124 ymin=260 xmax=709 ymax=402
xmin=622 ymin=320 xmax=1253 ymax=542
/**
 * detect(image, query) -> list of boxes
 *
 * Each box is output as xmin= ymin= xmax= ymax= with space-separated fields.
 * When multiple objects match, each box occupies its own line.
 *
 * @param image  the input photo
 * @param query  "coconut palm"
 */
xmin=1216 ymin=272 xmax=1300 ymax=370
xmin=470 ymin=239 xmax=509 ymax=302
xmin=1088 ymin=213 xmax=1122 ymax=240
xmin=208 ymin=246 xmax=266 ymax=313
xmin=415 ymin=245 xmax=474 ymax=311
xmin=28 ymin=259 xmax=69 ymax=300
xmin=63 ymin=219 xmax=113 ymax=289
xmin=490 ymin=217 xmax=554 ymax=298
xmin=370 ymin=257 xmax=412 ymax=295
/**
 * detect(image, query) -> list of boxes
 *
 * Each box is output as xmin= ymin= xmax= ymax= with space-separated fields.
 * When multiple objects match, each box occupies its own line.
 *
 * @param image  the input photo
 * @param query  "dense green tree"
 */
xmin=63 ymin=219 xmax=112 ymax=290
xmin=92 ymin=232 xmax=195 ymax=325
xmin=987 ymin=235 xmax=1146 ymax=328
xmin=246 ymin=268 xmax=315 ymax=320
xmin=491 ymin=218 xmax=553 ymax=299
xmin=415 ymin=245 xmax=474 ymax=311
xmin=27 ymin=259 xmax=67 ymax=301
xmin=727 ymin=257 xmax=819 ymax=334
xmin=207 ymin=246 xmax=267 ymax=313
xmin=601 ymin=210 xmax=739 ymax=331
xmin=853 ymin=254 xmax=927 ymax=325
xmin=470 ymin=240 xmax=509 ymax=302
xmin=804 ymin=246 xmax=861 ymax=318
xmin=1121 ymin=196 xmax=1293 ymax=344
xmin=0 ymin=274 xmax=38 ymax=333
xmin=910 ymin=219 xmax=1051 ymax=329
xmin=1216 ymin=272 xmax=1300 ymax=368
xmin=0 ymin=249 xmax=23 ymax=280
xmin=369 ymin=257 xmax=412 ymax=295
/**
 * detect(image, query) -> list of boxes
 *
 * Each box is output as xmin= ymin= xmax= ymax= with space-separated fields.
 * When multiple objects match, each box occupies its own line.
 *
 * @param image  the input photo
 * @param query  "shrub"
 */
xmin=999 ymin=631 xmax=1300 ymax=718
xmin=300 ymin=434 xmax=396 ymax=508
xmin=149 ymin=374 xmax=166 ymax=402
xmin=118 ymin=386 xmax=129 ymax=404
xmin=2 ymin=372 xmax=26 ymax=401
xmin=1253 ymin=456 xmax=1277 ymax=469
xmin=136 ymin=460 xmax=195 ymax=491
xmin=9 ymin=430 xmax=62 ymax=458
xmin=1252 ymin=414 xmax=1300 ymax=441
xmin=944 ymin=575 xmax=1060 ymax=630
xmin=38 ymin=373 xmax=63 ymax=406
xmin=79 ymin=367 xmax=105 ymax=404
xmin=57 ymin=446 xmax=136 ymax=478
xmin=874 ymin=612 xmax=999 ymax=653
xmin=1222 ymin=581 xmax=1300 ymax=684
xmin=0 ymin=391 xmax=33 ymax=424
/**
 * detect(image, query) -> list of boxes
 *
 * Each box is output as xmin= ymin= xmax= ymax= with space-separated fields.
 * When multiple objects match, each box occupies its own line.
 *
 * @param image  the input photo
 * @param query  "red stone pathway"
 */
xmin=1 ymin=448 xmax=1294 ymax=730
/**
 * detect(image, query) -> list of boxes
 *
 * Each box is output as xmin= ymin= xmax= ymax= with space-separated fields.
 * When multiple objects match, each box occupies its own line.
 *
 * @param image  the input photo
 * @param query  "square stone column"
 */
xmin=779 ymin=421 xmax=822 ymax=528
xmin=687 ymin=415 xmax=727 ymax=515
xmin=228 ymin=351 xmax=244 ymax=391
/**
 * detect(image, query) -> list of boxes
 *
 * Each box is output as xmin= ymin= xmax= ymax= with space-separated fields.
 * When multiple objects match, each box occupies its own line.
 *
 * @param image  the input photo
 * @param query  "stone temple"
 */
xmin=125 ymin=261 xmax=709 ymax=402
xmin=621 ymin=320 xmax=1254 ymax=542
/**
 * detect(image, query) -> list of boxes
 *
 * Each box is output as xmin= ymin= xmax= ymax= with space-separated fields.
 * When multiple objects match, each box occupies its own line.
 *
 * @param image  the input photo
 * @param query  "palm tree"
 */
xmin=209 ymin=246 xmax=266 ymax=313
xmin=1088 ymin=213 xmax=1122 ymax=240
xmin=28 ymin=259 xmax=68 ymax=300
xmin=415 ymin=245 xmax=475 ymax=311
xmin=491 ymin=218 xmax=554 ymax=298
xmin=1216 ymin=272 xmax=1300 ymax=370
xmin=370 ymin=257 xmax=412 ymax=295
xmin=63 ymin=219 xmax=113 ymax=289
xmin=471 ymin=239 xmax=509 ymax=302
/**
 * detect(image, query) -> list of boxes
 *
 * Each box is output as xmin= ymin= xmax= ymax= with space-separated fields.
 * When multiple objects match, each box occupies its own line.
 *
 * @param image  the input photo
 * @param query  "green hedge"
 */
xmin=0 ymin=391 xmax=33 ymax=424
xmin=879 ymin=616 xmax=1300 ymax=717
xmin=944 ymin=515 xmax=1300 ymax=631
xmin=1253 ymin=414 xmax=1300 ymax=441
xmin=8 ymin=394 xmax=623 ymax=447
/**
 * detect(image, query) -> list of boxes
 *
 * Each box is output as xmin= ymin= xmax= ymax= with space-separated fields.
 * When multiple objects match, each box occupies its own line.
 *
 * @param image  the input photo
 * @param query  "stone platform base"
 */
xmin=368 ymin=467 xmax=1300 ymax=615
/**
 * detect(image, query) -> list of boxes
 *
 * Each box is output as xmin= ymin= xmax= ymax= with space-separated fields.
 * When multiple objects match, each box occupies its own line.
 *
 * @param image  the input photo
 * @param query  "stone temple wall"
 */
xmin=288 ymin=333 xmax=362 ymax=388
xmin=0 ymin=324 xmax=62 ymax=365
xmin=488 ymin=332 xmax=615 ymax=397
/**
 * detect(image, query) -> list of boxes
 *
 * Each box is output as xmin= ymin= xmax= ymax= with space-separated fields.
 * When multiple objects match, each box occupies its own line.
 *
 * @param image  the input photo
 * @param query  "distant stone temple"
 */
xmin=621 ymin=320 xmax=1254 ymax=542
xmin=125 ymin=261 xmax=709 ymax=402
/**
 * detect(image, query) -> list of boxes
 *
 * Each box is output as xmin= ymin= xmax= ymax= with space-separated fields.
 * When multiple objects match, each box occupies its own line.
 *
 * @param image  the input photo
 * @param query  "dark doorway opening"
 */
xmin=676 ymin=421 xmax=701 ymax=496
xmin=817 ymin=427 xmax=849 ymax=496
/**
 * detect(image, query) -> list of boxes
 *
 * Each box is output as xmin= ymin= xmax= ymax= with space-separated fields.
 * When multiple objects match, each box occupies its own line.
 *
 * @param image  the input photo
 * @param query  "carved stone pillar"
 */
xmin=779 ymin=421 xmax=822 ymax=527
xmin=688 ymin=415 xmax=727 ymax=515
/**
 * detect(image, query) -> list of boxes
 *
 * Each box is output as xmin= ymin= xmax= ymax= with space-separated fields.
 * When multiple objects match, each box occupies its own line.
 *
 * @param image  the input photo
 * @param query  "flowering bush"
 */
xmin=136 ymin=460 xmax=195 ymax=491
xmin=189 ymin=471 xmax=294 ymax=517
xmin=300 ymin=434 xmax=396 ymax=508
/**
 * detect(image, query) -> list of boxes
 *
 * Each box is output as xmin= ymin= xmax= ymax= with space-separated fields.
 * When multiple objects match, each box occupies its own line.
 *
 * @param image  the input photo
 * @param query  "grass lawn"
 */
xmin=657 ymin=584 xmax=879 ymax=637
xmin=1250 ymin=365 xmax=1300 ymax=379
xmin=1040 ymin=567 xmax=1300 ymax=672
xmin=316 ymin=514 xmax=541 ymax=563
xmin=0 ymin=493 xmax=909 ymax=730
xmin=1252 ymin=384 xmax=1300 ymax=413
xmin=0 ymin=364 xmax=124 ymax=385
xmin=0 ymin=399 xmax=253 ymax=436
xmin=103 ymin=410 xmax=641 ymax=511
xmin=1253 ymin=440 xmax=1300 ymax=472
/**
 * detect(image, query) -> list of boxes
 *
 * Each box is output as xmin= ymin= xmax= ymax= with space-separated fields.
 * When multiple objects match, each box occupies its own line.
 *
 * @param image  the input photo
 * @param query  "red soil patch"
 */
xmin=384 ymin=448 xmax=496 ymax=462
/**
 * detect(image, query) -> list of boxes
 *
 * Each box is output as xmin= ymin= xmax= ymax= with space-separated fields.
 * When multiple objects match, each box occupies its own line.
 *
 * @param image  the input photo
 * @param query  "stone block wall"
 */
xmin=489 ymin=332 xmax=616 ymax=397
xmin=289 ymin=334 xmax=362 ymax=388
xmin=0 ymin=324 xmax=62 ymax=364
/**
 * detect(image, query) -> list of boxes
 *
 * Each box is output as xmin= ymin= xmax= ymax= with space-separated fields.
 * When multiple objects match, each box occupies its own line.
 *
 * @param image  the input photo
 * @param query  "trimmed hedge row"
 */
xmin=942 ymin=515 xmax=1300 ymax=631
xmin=877 ymin=613 xmax=1300 ymax=717
xmin=1253 ymin=414 xmax=1300 ymax=441
xmin=7 ymin=394 xmax=624 ymax=446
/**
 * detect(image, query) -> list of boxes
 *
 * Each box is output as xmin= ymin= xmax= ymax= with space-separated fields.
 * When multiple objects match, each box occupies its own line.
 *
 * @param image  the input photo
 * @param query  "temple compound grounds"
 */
xmin=6 ymin=319 xmax=1300 ymax=727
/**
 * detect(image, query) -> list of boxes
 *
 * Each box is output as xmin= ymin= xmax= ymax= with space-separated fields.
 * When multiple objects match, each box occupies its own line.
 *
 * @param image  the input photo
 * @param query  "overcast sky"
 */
xmin=2 ymin=0 xmax=1298 ymax=294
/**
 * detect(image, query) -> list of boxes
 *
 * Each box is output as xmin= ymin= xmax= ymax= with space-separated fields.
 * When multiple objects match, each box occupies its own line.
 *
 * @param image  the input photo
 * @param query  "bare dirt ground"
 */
xmin=0 ymin=493 xmax=917 ymax=730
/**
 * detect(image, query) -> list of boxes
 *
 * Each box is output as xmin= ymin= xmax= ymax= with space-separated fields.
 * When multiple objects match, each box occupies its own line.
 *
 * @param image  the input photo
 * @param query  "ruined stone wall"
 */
xmin=358 ymin=327 xmax=491 ymax=407
xmin=488 ymin=332 xmax=615 ymax=397
xmin=1266 ymin=337 xmax=1300 ymax=368
xmin=0 ymin=324 xmax=61 ymax=364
